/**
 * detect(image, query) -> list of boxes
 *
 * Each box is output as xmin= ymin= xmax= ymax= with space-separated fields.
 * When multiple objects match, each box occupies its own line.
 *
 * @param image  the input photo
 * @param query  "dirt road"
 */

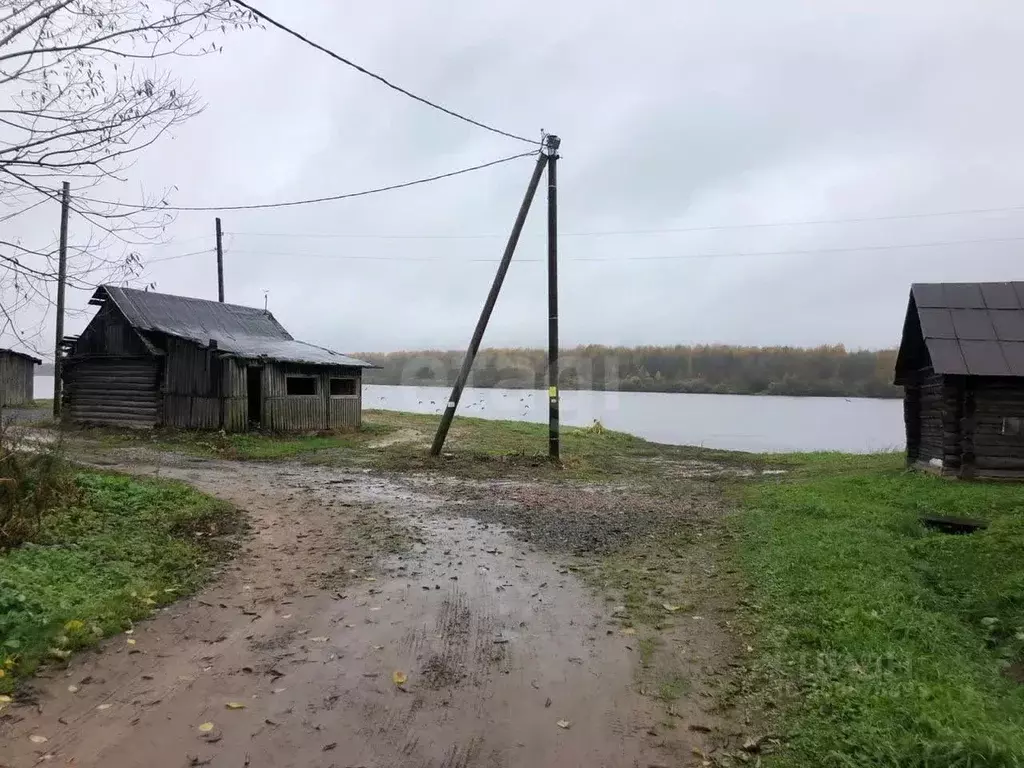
xmin=2 ymin=457 xmax=712 ymax=767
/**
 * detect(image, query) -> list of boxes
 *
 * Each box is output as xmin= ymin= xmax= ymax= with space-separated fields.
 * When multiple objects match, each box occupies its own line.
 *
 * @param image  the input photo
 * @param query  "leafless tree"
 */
xmin=0 ymin=0 xmax=255 ymax=353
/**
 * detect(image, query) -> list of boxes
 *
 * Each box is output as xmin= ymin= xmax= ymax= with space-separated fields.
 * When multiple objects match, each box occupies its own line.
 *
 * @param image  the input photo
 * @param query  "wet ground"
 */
xmin=1 ymin=455 xmax=736 ymax=767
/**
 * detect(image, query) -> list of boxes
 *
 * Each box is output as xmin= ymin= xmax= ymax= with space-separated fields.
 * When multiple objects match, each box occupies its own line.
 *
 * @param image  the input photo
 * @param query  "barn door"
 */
xmin=66 ymin=357 xmax=160 ymax=428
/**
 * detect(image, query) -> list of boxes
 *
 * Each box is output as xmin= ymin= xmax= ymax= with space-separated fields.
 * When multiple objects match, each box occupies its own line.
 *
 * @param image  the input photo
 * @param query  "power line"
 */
xmin=156 ymin=234 xmax=1024 ymax=265
xmin=222 ymin=202 xmax=1024 ymax=241
xmin=72 ymin=151 xmax=537 ymax=212
xmin=231 ymin=0 xmax=536 ymax=145
xmin=148 ymin=248 xmax=214 ymax=263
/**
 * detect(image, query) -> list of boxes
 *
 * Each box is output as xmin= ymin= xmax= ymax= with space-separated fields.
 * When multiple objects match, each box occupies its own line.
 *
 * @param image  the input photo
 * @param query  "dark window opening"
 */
xmin=286 ymin=376 xmax=317 ymax=396
xmin=1002 ymin=416 xmax=1023 ymax=437
xmin=330 ymin=378 xmax=357 ymax=396
xmin=247 ymin=367 xmax=262 ymax=425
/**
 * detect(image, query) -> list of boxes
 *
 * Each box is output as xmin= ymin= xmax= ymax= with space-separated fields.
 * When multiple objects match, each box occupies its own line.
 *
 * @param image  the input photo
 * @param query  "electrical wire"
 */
xmin=222 ymin=202 xmax=1024 ymax=241
xmin=71 ymin=151 xmax=537 ymax=212
xmin=152 ymin=233 xmax=1024 ymax=265
xmin=231 ymin=0 xmax=536 ymax=145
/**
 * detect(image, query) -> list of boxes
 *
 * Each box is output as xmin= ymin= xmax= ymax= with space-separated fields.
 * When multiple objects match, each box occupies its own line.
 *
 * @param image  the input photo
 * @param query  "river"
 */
xmin=35 ymin=376 xmax=904 ymax=453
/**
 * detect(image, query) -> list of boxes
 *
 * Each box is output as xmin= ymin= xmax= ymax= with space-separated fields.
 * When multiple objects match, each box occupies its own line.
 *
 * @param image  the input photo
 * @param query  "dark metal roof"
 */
xmin=0 ymin=348 xmax=42 ymax=364
xmin=895 ymin=282 xmax=1024 ymax=379
xmin=94 ymin=286 xmax=373 ymax=368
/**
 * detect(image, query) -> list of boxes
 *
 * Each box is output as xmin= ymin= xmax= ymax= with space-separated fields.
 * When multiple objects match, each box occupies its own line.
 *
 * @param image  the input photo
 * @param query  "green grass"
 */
xmin=738 ymin=452 xmax=1024 ymax=766
xmin=0 ymin=472 xmax=238 ymax=691
xmin=87 ymin=409 xmax=760 ymax=482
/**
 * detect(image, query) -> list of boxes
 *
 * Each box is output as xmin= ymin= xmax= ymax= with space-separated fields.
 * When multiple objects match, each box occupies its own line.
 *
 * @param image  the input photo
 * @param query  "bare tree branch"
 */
xmin=0 ymin=0 xmax=255 ymax=350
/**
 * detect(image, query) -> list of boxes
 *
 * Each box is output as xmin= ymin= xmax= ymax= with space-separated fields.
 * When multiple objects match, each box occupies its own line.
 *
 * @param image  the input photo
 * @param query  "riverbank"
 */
xmin=6 ymin=414 xmax=1024 ymax=765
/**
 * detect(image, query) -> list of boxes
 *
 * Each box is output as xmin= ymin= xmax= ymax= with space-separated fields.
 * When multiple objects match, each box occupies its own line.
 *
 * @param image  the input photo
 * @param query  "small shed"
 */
xmin=894 ymin=281 xmax=1024 ymax=479
xmin=62 ymin=286 xmax=374 ymax=431
xmin=0 ymin=348 xmax=41 ymax=407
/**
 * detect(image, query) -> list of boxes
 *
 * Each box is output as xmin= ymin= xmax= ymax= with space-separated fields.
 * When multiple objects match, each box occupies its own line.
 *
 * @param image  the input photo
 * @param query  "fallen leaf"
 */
xmin=97 ymin=703 xmax=112 ymax=710
xmin=310 ymin=637 xmax=329 ymax=643
xmin=281 ymin=614 xmax=292 ymax=619
xmin=322 ymin=743 xmax=337 ymax=752
xmin=392 ymin=670 xmax=408 ymax=686
xmin=67 ymin=685 xmax=79 ymax=693
xmin=0 ymin=694 xmax=12 ymax=703
xmin=125 ymin=629 xmax=134 ymax=635
xmin=662 ymin=604 xmax=681 ymax=612
xmin=225 ymin=702 xmax=246 ymax=710
xmin=372 ymin=645 xmax=383 ymax=651
xmin=198 ymin=722 xmax=215 ymax=733
xmin=556 ymin=720 xmax=571 ymax=729
xmin=621 ymin=628 xmax=637 ymax=636
xmin=126 ymin=639 xmax=136 ymax=646
xmin=364 ymin=577 xmax=376 ymax=582
xmin=29 ymin=735 xmax=48 ymax=744
xmin=545 ymin=697 xmax=552 ymax=708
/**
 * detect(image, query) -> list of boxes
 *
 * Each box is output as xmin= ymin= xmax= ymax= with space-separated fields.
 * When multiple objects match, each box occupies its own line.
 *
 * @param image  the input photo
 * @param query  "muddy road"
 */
xmin=3 ymin=456 xmax=732 ymax=768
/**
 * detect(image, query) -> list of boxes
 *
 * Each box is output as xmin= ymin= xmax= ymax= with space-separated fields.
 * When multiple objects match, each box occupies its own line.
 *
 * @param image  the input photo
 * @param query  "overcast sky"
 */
xmin=7 ymin=0 xmax=1024 ymax=358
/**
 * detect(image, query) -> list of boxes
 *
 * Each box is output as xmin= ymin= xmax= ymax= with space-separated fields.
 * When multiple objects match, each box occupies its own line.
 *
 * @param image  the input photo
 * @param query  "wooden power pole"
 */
xmin=52 ymin=181 xmax=70 ymax=418
xmin=545 ymin=134 xmax=561 ymax=459
xmin=430 ymin=150 xmax=550 ymax=456
xmin=215 ymin=217 xmax=225 ymax=302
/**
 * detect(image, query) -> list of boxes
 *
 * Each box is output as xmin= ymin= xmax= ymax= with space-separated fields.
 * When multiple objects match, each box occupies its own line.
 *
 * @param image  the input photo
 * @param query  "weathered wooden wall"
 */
xmin=961 ymin=379 xmax=1024 ymax=479
xmin=162 ymin=336 xmax=223 ymax=429
xmin=64 ymin=357 xmax=160 ymax=428
xmin=261 ymin=363 xmax=361 ymax=432
xmin=0 ymin=352 xmax=35 ymax=407
xmin=223 ymin=358 xmax=248 ymax=431
xmin=913 ymin=368 xmax=948 ymax=463
xmin=74 ymin=304 xmax=151 ymax=356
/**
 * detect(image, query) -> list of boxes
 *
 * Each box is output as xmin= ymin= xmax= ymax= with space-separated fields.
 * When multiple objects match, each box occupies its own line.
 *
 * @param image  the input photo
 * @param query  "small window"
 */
xmin=330 ymin=378 xmax=357 ymax=396
xmin=1002 ymin=417 xmax=1023 ymax=436
xmin=286 ymin=376 xmax=317 ymax=396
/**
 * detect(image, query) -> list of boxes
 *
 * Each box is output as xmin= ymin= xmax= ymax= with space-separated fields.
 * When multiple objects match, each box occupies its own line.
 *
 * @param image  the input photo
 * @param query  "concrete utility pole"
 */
xmin=53 ymin=181 xmax=70 ymax=418
xmin=216 ymin=217 xmax=225 ymax=302
xmin=430 ymin=150 xmax=550 ymax=456
xmin=545 ymin=134 xmax=561 ymax=460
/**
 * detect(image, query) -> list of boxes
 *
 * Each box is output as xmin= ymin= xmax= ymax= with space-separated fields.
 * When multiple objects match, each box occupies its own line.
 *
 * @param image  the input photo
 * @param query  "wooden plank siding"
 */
xmin=260 ymin=363 xmax=362 ymax=432
xmin=162 ymin=336 xmax=222 ymax=429
xmin=0 ymin=352 xmax=36 ymax=407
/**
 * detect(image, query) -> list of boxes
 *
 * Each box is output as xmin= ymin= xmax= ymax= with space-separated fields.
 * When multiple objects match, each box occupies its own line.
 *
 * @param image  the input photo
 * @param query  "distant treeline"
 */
xmin=360 ymin=344 xmax=901 ymax=399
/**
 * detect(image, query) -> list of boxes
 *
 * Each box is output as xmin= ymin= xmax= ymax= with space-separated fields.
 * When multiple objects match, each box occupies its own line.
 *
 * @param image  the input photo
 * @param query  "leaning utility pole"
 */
xmin=52 ymin=181 xmax=70 ymax=419
xmin=215 ymin=217 xmax=225 ymax=302
xmin=430 ymin=150 xmax=550 ymax=456
xmin=545 ymin=134 xmax=561 ymax=460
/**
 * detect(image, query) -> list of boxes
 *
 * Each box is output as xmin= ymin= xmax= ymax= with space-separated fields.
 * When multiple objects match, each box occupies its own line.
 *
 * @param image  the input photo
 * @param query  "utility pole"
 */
xmin=215 ymin=217 xmax=225 ymax=302
xmin=52 ymin=181 xmax=70 ymax=419
xmin=430 ymin=150 xmax=550 ymax=456
xmin=545 ymin=134 xmax=561 ymax=460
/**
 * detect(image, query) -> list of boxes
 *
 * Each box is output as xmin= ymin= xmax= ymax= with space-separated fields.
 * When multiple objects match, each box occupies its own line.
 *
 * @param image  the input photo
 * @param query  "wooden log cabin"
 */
xmin=0 ymin=348 xmax=41 ymax=407
xmin=62 ymin=286 xmax=374 ymax=431
xmin=895 ymin=281 xmax=1024 ymax=479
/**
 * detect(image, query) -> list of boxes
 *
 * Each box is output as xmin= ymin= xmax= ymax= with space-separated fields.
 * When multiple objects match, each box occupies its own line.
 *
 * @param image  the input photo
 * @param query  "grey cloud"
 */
xmin=6 ymin=0 xmax=1024 ymax=359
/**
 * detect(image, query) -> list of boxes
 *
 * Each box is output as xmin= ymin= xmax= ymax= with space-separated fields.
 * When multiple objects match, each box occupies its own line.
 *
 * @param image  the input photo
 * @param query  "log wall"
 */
xmin=0 ymin=352 xmax=35 ymax=407
xmin=64 ymin=357 xmax=160 ymax=428
xmin=962 ymin=378 xmax=1024 ymax=479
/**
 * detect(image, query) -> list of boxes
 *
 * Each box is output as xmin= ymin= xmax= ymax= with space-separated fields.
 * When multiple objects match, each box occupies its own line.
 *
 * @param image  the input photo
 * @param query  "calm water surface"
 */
xmin=35 ymin=376 xmax=904 ymax=453
xmin=363 ymin=384 xmax=904 ymax=454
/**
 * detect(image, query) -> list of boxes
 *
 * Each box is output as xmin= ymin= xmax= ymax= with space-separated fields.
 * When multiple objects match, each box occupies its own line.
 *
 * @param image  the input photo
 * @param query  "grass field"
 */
xmin=738 ymin=453 xmax=1024 ymax=767
xmin=0 ymin=472 xmax=238 ymax=693
xmin=87 ymin=408 xmax=757 ymax=481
